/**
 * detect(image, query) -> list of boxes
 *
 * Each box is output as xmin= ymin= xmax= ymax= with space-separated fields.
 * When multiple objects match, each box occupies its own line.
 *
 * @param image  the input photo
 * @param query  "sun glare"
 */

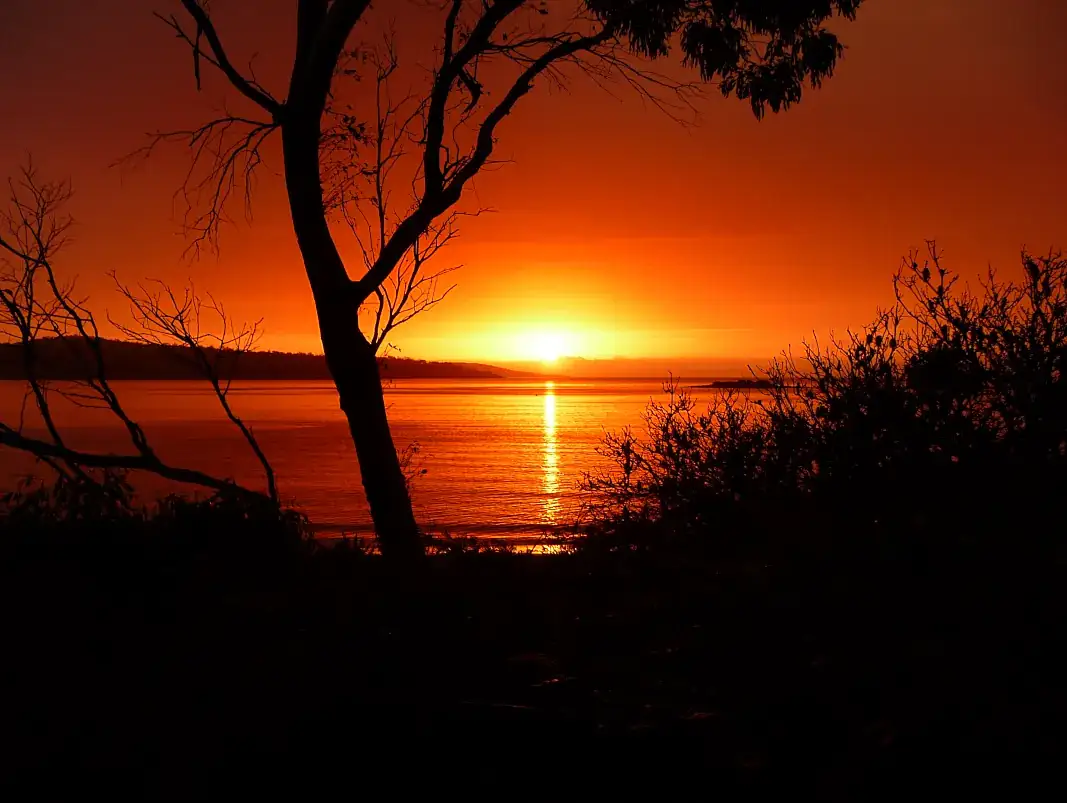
xmin=524 ymin=331 xmax=570 ymax=364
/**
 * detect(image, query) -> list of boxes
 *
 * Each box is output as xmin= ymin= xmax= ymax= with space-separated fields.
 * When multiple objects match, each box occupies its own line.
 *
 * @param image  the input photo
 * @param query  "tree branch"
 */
xmin=118 ymin=115 xmax=278 ymax=254
xmin=423 ymin=0 xmax=525 ymax=197
xmin=1 ymin=160 xmax=274 ymax=503
xmin=168 ymin=0 xmax=283 ymax=116
xmin=352 ymin=25 xmax=613 ymax=307
xmin=109 ymin=276 xmax=279 ymax=502
xmin=0 ymin=426 xmax=252 ymax=495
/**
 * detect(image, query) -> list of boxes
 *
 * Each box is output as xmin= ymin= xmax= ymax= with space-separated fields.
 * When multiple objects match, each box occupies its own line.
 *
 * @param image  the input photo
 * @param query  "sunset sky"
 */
xmin=2 ymin=0 xmax=1065 ymax=372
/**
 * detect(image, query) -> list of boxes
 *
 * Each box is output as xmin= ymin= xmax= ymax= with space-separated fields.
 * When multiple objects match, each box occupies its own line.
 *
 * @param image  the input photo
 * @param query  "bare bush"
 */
xmin=0 ymin=163 xmax=277 ymax=505
xmin=583 ymin=245 xmax=1067 ymax=554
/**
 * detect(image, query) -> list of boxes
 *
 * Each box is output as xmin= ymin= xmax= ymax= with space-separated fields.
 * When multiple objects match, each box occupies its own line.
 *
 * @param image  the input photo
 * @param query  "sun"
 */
xmin=524 ymin=331 xmax=569 ymax=364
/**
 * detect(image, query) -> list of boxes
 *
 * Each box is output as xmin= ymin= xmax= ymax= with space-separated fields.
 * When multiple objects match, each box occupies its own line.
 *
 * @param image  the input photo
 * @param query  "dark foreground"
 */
xmin=2 ymin=525 xmax=1064 ymax=802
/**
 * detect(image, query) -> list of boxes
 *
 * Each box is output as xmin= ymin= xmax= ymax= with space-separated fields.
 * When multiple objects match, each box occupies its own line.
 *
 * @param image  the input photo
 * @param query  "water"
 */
xmin=0 ymin=378 xmax=724 ymax=538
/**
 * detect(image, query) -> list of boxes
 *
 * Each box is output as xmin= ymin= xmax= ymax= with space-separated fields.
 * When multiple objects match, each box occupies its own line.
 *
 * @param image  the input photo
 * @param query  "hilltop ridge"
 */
xmin=0 ymin=338 xmax=538 ymax=381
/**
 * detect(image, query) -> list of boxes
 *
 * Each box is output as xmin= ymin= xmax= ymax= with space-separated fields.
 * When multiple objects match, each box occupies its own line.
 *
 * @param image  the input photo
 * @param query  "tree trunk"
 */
xmin=281 ymin=116 xmax=422 ymax=559
xmin=325 ymin=326 xmax=423 ymax=559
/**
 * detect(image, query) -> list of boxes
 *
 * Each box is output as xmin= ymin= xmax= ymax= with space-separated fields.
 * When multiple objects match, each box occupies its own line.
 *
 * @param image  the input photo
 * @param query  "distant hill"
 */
xmin=692 ymin=378 xmax=773 ymax=390
xmin=0 ymin=338 xmax=538 ymax=381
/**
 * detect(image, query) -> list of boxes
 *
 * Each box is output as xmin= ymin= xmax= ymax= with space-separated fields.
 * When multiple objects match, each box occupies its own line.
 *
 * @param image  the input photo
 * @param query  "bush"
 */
xmin=1 ymin=471 xmax=312 ymax=560
xmin=582 ymin=246 xmax=1067 ymax=560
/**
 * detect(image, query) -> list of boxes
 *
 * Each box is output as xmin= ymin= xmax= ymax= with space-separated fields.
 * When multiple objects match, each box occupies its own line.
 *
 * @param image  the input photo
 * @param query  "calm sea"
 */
xmin=0 ymin=379 xmax=730 ymax=539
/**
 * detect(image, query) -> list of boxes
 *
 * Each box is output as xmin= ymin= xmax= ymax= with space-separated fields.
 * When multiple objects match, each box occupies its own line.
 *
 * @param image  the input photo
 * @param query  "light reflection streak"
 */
xmin=542 ymin=381 xmax=561 ymax=524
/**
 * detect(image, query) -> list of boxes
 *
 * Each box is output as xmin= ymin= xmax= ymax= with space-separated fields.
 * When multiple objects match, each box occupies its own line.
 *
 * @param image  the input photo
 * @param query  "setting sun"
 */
xmin=523 ymin=330 xmax=573 ymax=364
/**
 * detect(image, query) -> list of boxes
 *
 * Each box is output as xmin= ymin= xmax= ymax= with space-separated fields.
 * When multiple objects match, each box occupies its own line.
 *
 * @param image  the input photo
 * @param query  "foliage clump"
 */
xmin=1 ymin=471 xmax=311 ymax=560
xmin=582 ymin=247 xmax=1067 ymax=558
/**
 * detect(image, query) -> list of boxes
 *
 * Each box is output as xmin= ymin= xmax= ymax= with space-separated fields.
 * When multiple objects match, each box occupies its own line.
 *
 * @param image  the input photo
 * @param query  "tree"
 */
xmin=0 ymin=163 xmax=276 ymax=503
xmin=142 ymin=0 xmax=864 ymax=557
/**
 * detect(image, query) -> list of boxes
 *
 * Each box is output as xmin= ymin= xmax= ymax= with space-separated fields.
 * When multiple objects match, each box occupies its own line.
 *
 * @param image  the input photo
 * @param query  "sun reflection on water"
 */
xmin=542 ymin=381 xmax=561 ymax=524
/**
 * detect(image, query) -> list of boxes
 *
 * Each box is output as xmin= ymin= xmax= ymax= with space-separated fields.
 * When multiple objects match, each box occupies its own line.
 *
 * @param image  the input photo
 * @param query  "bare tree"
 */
xmin=0 ymin=163 xmax=276 ymax=502
xmin=136 ymin=0 xmax=863 ymax=557
xmin=109 ymin=278 xmax=278 ymax=502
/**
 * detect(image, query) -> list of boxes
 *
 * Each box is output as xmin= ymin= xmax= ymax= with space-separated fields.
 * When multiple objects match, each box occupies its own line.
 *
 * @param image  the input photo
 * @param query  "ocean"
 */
xmin=0 ymin=378 xmax=734 ymax=540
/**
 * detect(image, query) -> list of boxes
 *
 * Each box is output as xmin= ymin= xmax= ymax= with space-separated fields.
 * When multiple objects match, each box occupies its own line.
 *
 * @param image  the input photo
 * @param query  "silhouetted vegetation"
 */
xmin=4 ymin=245 xmax=1065 ymax=798
xmin=2 ymin=472 xmax=310 ymax=555
xmin=583 ymin=246 xmax=1067 ymax=561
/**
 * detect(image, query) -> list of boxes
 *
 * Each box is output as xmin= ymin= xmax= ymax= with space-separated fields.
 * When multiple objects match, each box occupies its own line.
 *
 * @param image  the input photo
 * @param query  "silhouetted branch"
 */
xmin=1 ymin=164 xmax=157 ymax=463
xmin=109 ymin=276 xmax=277 ymax=502
xmin=0 ymin=426 xmax=255 ymax=494
xmin=339 ymin=0 xmax=700 ymax=312
xmin=348 ymin=7 xmax=618 ymax=309
xmin=327 ymin=37 xmax=469 ymax=351
xmin=371 ymin=215 xmax=463 ymax=349
xmin=125 ymin=1 xmax=296 ymax=253
xmin=119 ymin=115 xmax=277 ymax=254
xmin=577 ymin=46 xmax=702 ymax=123
xmin=158 ymin=1 xmax=282 ymax=115
xmin=0 ymin=161 xmax=274 ymax=501
xmin=0 ymin=165 xmax=89 ymax=478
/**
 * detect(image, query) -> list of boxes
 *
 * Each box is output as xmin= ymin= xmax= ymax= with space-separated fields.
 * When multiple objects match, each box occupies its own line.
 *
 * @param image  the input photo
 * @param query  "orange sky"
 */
xmin=2 ymin=0 xmax=1065 ymax=370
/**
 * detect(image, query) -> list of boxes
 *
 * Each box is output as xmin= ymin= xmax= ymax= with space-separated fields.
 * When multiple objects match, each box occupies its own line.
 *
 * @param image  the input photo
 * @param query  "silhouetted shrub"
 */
xmin=1 ymin=470 xmax=139 ymax=527
xmin=1 ymin=471 xmax=312 ymax=560
xmin=582 ymin=246 xmax=1067 ymax=560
